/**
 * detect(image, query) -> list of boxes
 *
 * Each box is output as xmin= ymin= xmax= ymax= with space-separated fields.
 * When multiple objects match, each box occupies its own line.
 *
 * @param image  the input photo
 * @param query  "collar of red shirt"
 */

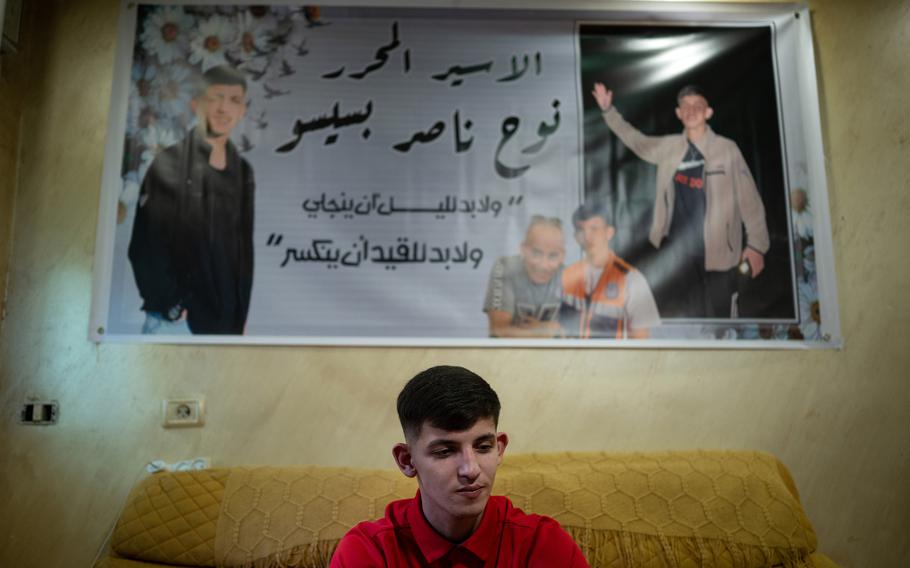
xmin=406 ymin=490 xmax=504 ymax=564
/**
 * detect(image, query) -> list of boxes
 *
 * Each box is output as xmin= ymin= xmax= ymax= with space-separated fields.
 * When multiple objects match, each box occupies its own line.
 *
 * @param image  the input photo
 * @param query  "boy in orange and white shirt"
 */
xmin=560 ymin=201 xmax=660 ymax=339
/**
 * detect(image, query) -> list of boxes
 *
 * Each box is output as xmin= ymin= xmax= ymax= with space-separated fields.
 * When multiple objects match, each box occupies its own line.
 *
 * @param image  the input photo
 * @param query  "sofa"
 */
xmin=94 ymin=451 xmax=840 ymax=567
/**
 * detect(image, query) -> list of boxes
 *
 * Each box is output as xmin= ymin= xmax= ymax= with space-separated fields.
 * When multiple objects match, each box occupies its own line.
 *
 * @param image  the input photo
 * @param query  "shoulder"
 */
xmin=708 ymin=130 xmax=742 ymax=155
xmin=497 ymin=498 xmax=585 ymax=558
xmin=332 ymin=498 xmax=410 ymax=564
xmin=146 ymin=137 xmax=187 ymax=173
xmin=238 ymin=154 xmax=255 ymax=177
xmin=226 ymin=140 xmax=255 ymax=175
xmin=613 ymin=257 xmax=646 ymax=287
xmin=332 ymin=522 xmax=387 ymax=567
xmin=561 ymin=261 xmax=586 ymax=291
xmin=141 ymin=138 xmax=189 ymax=195
xmin=498 ymin=496 xmax=560 ymax=533
xmin=625 ymin=267 xmax=650 ymax=290
xmin=610 ymin=255 xmax=633 ymax=275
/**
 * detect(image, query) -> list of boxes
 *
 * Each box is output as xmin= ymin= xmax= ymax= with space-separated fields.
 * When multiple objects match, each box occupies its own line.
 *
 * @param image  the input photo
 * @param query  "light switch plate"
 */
xmin=162 ymin=398 xmax=205 ymax=428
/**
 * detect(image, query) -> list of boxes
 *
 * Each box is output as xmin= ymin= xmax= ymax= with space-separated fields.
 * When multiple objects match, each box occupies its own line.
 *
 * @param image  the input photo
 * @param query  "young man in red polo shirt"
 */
xmin=331 ymin=365 xmax=589 ymax=567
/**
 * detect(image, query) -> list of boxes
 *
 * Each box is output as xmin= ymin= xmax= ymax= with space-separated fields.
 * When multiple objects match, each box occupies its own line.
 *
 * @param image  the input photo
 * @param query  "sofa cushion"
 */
xmin=110 ymin=468 xmax=229 ymax=566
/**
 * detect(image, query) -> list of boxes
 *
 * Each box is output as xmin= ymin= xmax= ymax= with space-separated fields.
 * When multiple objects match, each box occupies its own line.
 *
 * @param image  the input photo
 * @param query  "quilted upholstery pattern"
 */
xmin=211 ymin=451 xmax=820 ymax=568
xmin=110 ymin=469 xmax=228 ymax=566
xmin=495 ymin=451 xmax=818 ymax=567
xmin=99 ymin=452 xmax=837 ymax=568
xmin=215 ymin=466 xmax=415 ymax=567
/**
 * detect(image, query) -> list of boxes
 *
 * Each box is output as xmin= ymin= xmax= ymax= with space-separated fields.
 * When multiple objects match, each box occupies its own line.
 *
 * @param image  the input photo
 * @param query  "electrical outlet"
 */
xmin=20 ymin=401 xmax=58 ymax=425
xmin=162 ymin=398 xmax=205 ymax=428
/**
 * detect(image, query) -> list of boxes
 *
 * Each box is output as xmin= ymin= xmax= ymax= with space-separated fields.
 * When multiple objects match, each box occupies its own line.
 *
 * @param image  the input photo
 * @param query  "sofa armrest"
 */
xmin=105 ymin=469 xmax=229 ymax=566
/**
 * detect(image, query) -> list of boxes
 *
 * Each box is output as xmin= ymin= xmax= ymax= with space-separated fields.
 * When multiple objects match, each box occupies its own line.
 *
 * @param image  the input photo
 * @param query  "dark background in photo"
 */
xmin=580 ymin=24 xmax=795 ymax=320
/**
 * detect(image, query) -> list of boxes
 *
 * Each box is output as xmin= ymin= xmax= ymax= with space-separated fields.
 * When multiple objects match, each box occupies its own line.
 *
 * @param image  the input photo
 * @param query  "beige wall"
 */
xmin=0 ymin=5 xmax=32 ymax=319
xmin=1 ymin=0 xmax=908 ymax=566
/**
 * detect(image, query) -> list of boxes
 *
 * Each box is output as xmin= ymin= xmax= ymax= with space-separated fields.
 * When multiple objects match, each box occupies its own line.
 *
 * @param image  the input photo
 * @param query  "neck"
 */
xmin=586 ymin=248 xmax=612 ymax=270
xmin=421 ymin=499 xmax=484 ymax=543
xmin=201 ymin=131 xmax=230 ymax=170
xmin=205 ymin=132 xmax=229 ymax=149
xmin=686 ymin=125 xmax=707 ymax=142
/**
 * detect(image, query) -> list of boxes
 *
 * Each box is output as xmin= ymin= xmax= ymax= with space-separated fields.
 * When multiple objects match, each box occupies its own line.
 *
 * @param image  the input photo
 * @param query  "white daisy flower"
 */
xmin=798 ymin=280 xmax=821 ymax=340
xmin=131 ymin=60 xmax=157 ymax=87
xmin=140 ymin=7 xmax=194 ymax=65
xmin=790 ymin=188 xmax=813 ymax=240
xmin=151 ymin=63 xmax=193 ymax=119
xmin=231 ymin=11 xmax=271 ymax=63
xmin=138 ymin=123 xmax=180 ymax=180
xmin=189 ymin=16 xmax=236 ymax=71
xmin=127 ymin=63 xmax=158 ymax=135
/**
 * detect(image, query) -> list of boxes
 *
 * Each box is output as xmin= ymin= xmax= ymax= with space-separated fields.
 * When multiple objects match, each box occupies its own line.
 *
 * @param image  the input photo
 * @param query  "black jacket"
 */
xmin=128 ymin=130 xmax=255 ymax=334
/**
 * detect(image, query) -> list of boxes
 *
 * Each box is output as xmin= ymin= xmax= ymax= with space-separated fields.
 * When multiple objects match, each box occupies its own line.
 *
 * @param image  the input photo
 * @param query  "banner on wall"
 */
xmin=89 ymin=2 xmax=841 ymax=348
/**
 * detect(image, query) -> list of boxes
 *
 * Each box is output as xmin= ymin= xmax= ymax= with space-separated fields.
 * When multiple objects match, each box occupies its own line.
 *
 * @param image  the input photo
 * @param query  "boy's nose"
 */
xmin=457 ymin=450 xmax=481 ymax=480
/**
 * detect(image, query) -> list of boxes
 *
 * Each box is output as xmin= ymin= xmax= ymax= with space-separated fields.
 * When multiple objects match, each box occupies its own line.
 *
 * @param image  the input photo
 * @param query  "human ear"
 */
xmin=675 ymin=107 xmax=683 ymax=121
xmin=606 ymin=226 xmax=616 ymax=241
xmin=392 ymin=443 xmax=417 ymax=478
xmin=495 ymin=432 xmax=509 ymax=461
xmin=705 ymin=106 xmax=714 ymax=120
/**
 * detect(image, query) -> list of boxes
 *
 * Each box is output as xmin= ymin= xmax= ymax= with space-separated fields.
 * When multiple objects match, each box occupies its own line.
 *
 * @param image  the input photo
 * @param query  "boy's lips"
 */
xmin=456 ymin=485 xmax=484 ymax=498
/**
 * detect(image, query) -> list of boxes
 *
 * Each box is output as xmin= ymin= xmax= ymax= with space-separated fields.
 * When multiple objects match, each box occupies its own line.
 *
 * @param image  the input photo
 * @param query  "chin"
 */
xmin=456 ymin=499 xmax=488 ymax=518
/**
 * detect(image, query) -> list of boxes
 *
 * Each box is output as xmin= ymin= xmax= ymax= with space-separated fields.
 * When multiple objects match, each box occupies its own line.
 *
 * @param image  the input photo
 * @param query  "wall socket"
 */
xmin=162 ymin=398 xmax=205 ymax=428
xmin=20 ymin=401 xmax=58 ymax=425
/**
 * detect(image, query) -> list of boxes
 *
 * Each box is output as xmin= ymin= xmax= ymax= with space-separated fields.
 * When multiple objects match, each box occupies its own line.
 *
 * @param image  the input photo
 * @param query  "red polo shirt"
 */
xmin=330 ymin=492 xmax=589 ymax=567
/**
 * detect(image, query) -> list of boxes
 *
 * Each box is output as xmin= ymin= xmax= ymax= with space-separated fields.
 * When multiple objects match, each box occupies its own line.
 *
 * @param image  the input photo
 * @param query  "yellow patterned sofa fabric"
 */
xmin=100 ymin=451 xmax=836 ymax=568
xmin=209 ymin=451 xmax=822 ymax=568
xmin=495 ymin=451 xmax=818 ymax=568
xmin=110 ymin=468 xmax=228 ymax=566
xmin=214 ymin=466 xmax=416 ymax=567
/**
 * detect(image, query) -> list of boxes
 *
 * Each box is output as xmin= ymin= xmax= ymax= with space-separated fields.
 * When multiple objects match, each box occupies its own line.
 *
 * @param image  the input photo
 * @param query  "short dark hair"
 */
xmin=677 ymin=84 xmax=708 ymax=104
xmin=194 ymin=65 xmax=247 ymax=97
xmin=397 ymin=366 xmax=501 ymax=441
xmin=572 ymin=199 xmax=612 ymax=230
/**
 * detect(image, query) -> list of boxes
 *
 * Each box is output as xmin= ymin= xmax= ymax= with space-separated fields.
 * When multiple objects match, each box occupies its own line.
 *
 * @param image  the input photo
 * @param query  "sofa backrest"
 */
xmin=99 ymin=451 xmax=822 ymax=568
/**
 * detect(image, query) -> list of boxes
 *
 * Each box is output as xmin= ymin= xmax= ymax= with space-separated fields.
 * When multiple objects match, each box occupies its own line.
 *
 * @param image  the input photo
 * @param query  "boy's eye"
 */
xmin=432 ymin=448 xmax=452 ymax=457
xmin=476 ymin=444 xmax=494 ymax=452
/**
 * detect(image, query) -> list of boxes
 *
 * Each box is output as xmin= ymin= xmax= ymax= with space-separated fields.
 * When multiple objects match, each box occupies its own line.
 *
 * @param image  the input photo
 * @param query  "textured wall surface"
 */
xmin=1 ymin=1 xmax=909 ymax=567
xmin=0 ymin=5 xmax=33 ymax=317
